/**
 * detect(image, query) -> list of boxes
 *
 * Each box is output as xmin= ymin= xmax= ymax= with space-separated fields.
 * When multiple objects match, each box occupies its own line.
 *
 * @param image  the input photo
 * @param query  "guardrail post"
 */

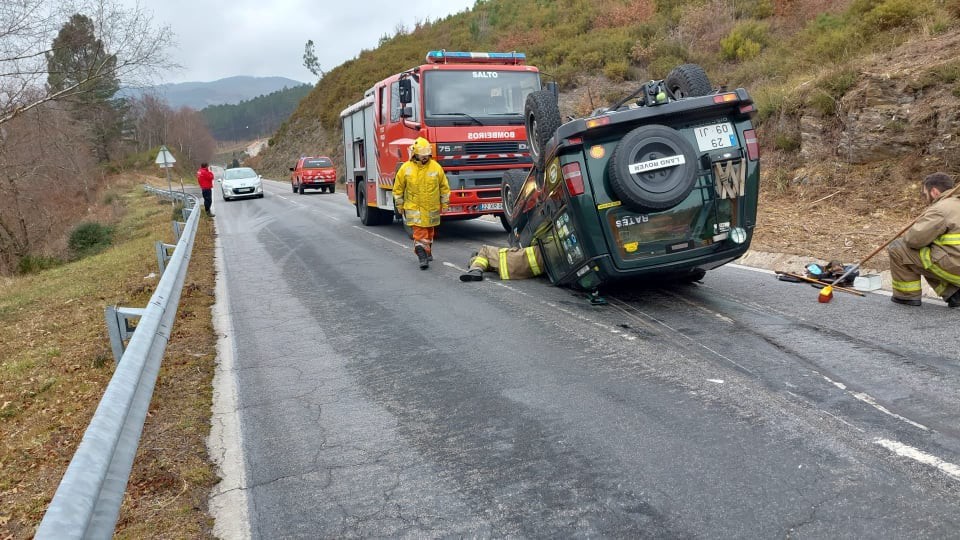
xmin=155 ymin=242 xmax=175 ymax=274
xmin=173 ymin=221 xmax=185 ymax=241
xmin=104 ymin=306 xmax=146 ymax=362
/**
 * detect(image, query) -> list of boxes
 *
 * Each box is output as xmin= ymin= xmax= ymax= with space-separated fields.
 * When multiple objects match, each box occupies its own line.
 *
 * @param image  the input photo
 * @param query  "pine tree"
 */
xmin=46 ymin=14 xmax=122 ymax=162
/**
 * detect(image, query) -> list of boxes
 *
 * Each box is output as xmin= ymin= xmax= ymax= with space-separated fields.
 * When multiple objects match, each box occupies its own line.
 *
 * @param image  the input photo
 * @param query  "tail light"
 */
xmin=562 ymin=163 xmax=584 ymax=196
xmin=743 ymin=129 xmax=760 ymax=161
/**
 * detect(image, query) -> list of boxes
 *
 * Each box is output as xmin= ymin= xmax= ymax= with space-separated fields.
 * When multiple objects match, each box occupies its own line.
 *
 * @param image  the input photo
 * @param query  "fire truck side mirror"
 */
xmin=398 ymin=78 xmax=412 ymax=104
xmin=545 ymin=81 xmax=559 ymax=100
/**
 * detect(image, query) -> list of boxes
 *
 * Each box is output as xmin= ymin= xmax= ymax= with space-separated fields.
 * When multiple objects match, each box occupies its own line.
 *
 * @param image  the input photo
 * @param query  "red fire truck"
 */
xmin=340 ymin=50 xmax=544 ymax=229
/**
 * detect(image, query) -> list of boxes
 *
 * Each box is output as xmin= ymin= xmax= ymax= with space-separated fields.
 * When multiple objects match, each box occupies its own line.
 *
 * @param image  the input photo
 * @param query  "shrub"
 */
xmin=17 ymin=255 xmax=64 ymax=274
xmin=774 ymin=131 xmax=801 ymax=152
xmin=733 ymin=0 xmax=774 ymax=19
xmin=603 ymin=60 xmax=631 ymax=82
xmin=818 ymin=68 xmax=858 ymax=98
xmin=862 ymin=0 xmax=924 ymax=31
xmin=68 ymin=222 xmax=114 ymax=257
xmin=807 ymin=91 xmax=837 ymax=117
xmin=720 ymin=21 xmax=768 ymax=61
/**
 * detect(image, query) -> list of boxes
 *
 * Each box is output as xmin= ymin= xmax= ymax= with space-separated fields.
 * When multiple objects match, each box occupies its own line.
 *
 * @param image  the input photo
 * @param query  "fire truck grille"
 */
xmin=463 ymin=141 xmax=521 ymax=153
xmin=464 ymin=156 xmax=525 ymax=166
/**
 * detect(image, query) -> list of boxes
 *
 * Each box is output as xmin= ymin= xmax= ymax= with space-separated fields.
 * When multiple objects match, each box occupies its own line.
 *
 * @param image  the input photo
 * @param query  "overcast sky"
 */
xmin=135 ymin=0 xmax=477 ymax=84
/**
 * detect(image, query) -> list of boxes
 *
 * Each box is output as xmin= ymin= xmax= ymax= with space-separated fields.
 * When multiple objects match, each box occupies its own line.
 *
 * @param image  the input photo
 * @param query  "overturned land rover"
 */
xmin=502 ymin=64 xmax=760 ymax=290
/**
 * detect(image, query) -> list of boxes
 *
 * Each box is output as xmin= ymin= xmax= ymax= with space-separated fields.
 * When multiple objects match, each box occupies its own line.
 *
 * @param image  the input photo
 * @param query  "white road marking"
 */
xmin=852 ymin=392 xmax=929 ymax=431
xmin=351 ymin=226 xmax=408 ymax=249
xmin=707 ymin=379 xmax=724 ymax=384
xmin=728 ymin=263 xmax=775 ymax=275
xmin=821 ymin=374 xmax=847 ymax=390
xmin=875 ymin=438 xmax=960 ymax=480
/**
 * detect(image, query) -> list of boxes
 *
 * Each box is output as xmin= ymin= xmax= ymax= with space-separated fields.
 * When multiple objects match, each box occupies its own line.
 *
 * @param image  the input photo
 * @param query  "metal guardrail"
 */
xmin=35 ymin=186 xmax=202 ymax=539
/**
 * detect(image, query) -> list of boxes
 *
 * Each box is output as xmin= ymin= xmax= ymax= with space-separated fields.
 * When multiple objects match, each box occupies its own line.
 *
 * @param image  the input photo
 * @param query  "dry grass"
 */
xmin=0 ymin=182 xmax=217 ymax=539
xmin=751 ymin=153 xmax=927 ymax=271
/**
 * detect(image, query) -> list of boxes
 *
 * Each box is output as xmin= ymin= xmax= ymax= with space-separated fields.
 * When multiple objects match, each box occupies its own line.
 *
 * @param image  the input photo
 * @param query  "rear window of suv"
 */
xmin=303 ymin=158 xmax=333 ymax=168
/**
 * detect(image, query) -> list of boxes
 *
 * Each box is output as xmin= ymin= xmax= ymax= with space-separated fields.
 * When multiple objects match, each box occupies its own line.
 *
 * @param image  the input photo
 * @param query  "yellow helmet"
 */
xmin=413 ymin=137 xmax=432 ymax=158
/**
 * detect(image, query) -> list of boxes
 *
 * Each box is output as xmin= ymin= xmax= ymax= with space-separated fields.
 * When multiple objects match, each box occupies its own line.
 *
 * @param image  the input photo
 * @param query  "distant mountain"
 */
xmin=122 ymin=76 xmax=307 ymax=110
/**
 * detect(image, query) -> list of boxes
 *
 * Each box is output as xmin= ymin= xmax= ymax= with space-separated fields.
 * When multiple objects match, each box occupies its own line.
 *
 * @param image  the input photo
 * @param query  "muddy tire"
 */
xmin=524 ymin=90 xmax=562 ymax=170
xmin=608 ymin=124 xmax=698 ymax=212
xmin=665 ymin=64 xmax=712 ymax=99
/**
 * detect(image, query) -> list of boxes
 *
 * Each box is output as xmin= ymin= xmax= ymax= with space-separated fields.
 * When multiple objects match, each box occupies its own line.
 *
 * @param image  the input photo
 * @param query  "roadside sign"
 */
xmin=155 ymin=145 xmax=176 ymax=168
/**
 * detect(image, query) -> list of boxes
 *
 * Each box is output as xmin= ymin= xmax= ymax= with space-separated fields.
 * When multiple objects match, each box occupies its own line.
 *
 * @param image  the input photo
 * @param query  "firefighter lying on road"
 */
xmin=460 ymin=244 xmax=546 ymax=282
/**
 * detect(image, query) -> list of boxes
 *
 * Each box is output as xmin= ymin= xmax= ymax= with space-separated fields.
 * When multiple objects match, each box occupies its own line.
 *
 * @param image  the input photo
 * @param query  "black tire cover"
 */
xmin=608 ymin=124 xmax=698 ymax=212
xmin=664 ymin=64 xmax=712 ymax=99
xmin=500 ymin=169 xmax=527 ymax=221
xmin=524 ymin=90 xmax=561 ymax=170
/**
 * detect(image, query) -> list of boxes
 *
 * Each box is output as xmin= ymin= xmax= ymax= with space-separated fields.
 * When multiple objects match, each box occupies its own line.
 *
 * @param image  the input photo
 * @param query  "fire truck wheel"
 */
xmin=329 ymin=183 xmax=336 ymax=194
xmin=298 ymin=182 xmax=305 ymax=195
xmin=664 ymin=64 xmax=712 ymax=99
xmin=524 ymin=90 xmax=561 ymax=170
xmin=609 ymin=124 xmax=698 ymax=212
xmin=291 ymin=182 xmax=297 ymax=193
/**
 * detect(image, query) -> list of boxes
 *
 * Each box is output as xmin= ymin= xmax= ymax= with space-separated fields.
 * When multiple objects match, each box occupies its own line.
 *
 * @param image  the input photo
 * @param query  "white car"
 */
xmin=221 ymin=167 xmax=264 ymax=201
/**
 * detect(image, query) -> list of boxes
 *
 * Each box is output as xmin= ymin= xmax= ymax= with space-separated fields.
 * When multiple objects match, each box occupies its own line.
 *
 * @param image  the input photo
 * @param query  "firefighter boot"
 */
xmin=459 ymin=268 xmax=483 ymax=282
xmin=415 ymin=245 xmax=429 ymax=269
xmin=891 ymin=296 xmax=921 ymax=307
xmin=947 ymin=289 xmax=960 ymax=308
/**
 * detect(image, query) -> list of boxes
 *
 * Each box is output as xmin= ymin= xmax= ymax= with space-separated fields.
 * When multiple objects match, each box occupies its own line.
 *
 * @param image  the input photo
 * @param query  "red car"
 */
xmin=289 ymin=156 xmax=337 ymax=194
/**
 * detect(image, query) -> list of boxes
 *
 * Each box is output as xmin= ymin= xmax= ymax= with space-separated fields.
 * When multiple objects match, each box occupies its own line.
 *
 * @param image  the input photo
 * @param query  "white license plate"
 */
xmin=693 ymin=122 xmax=737 ymax=152
xmin=479 ymin=203 xmax=503 ymax=211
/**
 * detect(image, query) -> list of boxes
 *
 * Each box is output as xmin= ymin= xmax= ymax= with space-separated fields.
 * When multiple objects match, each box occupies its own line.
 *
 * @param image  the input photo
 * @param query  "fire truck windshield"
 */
xmin=423 ymin=70 xmax=540 ymax=126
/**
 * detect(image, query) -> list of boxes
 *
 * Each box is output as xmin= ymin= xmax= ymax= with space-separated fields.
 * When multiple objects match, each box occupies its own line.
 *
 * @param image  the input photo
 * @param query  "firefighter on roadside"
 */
xmin=887 ymin=172 xmax=960 ymax=307
xmin=394 ymin=137 xmax=450 ymax=269
xmin=459 ymin=244 xmax=545 ymax=282
xmin=196 ymin=162 xmax=215 ymax=217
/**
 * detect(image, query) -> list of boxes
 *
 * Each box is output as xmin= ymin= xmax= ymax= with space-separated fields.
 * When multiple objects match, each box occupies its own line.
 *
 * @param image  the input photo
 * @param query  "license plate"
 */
xmin=693 ymin=122 xmax=737 ymax=152
xmin=237 ymin=188 xmax=253 ymax=193
xmin=479 ymin=203 xmax=503 ymax=211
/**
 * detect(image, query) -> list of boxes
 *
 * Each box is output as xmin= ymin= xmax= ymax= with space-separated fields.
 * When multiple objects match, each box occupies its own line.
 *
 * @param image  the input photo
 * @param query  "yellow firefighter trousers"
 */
xmin=468 ymin=245 xmax=544 ymax=280
xmin=888 ymin=238 xmax=960 ymax=301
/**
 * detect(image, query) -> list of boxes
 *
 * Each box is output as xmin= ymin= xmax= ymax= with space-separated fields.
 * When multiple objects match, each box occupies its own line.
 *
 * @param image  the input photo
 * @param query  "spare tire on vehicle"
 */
xmin=664 ymin=64 xmax=712 ymax=99
xmin=524 ymin=90 xmax=562 ymax=170
xmin=608 ymin=124 xmax=699 ymax=212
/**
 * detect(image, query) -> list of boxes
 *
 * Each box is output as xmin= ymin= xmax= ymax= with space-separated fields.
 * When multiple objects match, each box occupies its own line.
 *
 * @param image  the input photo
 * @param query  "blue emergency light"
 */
xmin=425 ymin=50 xmax=526 ymax=65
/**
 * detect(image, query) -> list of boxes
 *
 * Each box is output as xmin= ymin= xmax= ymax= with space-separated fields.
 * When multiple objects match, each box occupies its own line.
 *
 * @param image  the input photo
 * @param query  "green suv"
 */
xmin=502 ymin=65 xmax=760 ymax=290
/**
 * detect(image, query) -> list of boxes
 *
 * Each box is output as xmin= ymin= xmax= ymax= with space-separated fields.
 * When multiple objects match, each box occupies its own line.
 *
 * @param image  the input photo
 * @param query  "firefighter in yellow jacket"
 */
xmin=887 ymin=172 xmax=960 ymax=307
xmin=460 ymin=244 xmax=546 ymax=281
xmin=394 ymin=137 xmax=450 ymax=269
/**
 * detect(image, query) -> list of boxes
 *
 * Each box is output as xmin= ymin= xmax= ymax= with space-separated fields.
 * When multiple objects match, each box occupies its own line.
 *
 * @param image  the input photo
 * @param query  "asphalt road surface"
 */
xmin=207 ymin=179 xmax=960 ymax=539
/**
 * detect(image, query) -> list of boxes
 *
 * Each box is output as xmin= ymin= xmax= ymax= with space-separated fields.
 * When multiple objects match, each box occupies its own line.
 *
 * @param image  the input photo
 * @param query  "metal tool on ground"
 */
xmin=774 ymin=271 xmax=866 ymax=297
xmin=829 ymin=183 xmax=960 ymax=287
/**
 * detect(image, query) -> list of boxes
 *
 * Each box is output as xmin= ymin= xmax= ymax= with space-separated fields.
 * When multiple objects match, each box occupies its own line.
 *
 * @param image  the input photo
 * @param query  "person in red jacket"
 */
xmin=196 ymin=162 xmax=215 ymax=217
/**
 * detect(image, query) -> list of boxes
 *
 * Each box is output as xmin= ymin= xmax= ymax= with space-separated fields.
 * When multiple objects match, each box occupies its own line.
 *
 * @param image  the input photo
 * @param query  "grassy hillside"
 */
xmin=258 ymin=0 xmax=960 ymax=179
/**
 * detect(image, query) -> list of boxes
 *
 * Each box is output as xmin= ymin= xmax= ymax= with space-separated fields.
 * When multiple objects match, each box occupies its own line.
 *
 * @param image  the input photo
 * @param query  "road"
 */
xmin=207 ymin=179 xmax=960 ymax=539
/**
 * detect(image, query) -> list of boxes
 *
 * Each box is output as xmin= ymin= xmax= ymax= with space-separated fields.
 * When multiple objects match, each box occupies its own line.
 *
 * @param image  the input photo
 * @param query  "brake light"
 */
xmin=713 ymin=93 xmax=738 ymax=103
xmin=739 ymin=104 xmax=755 ymax=114
xmin=562 ymin=163 xmax=584 ymax=196
xmin=744 ymin=129 xmax=760 ymax=161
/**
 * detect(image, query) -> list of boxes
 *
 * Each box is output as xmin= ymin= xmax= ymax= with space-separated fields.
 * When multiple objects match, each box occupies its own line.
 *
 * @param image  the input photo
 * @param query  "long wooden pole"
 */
xmin=774 ymin=271 xmax=865 ymax=296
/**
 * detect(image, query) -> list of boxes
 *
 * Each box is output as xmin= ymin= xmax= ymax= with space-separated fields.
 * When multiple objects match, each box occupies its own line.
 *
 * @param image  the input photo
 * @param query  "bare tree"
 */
xmin=0 ymin=100 xmax=94 ymax=272
xmin=0 ymin=0 xmax=174 ymax=127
